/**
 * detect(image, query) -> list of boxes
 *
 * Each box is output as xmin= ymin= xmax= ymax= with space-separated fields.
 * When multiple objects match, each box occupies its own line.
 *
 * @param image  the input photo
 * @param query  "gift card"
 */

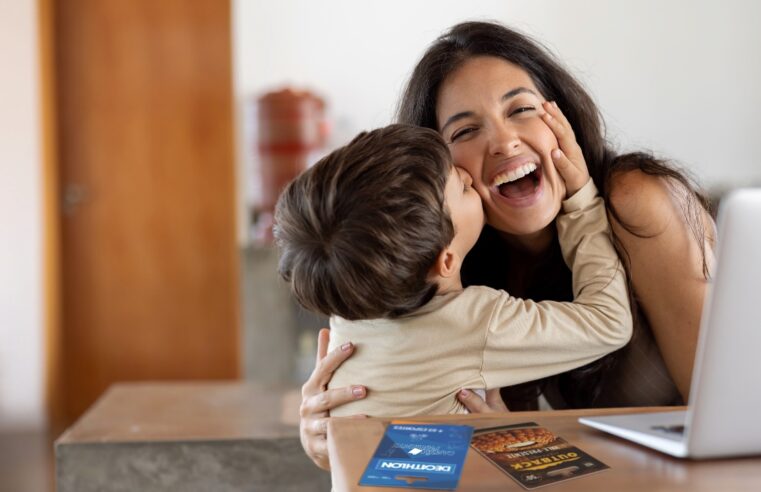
xmin=359 ymin=422 xmax=473 ymax=490
xmin=470 ymin=422 xmax=608 ymax=489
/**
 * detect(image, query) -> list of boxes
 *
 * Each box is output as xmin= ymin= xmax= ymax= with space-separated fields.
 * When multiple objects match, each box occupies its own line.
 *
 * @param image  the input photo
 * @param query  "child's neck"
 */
xmin=436 ymin=274 xmax=464 ymax=296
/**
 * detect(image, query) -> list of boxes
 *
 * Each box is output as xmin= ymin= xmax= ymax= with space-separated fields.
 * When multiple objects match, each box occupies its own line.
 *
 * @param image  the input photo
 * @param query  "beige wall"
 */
xmin=0 ymin=0 xmax=45 ymax=430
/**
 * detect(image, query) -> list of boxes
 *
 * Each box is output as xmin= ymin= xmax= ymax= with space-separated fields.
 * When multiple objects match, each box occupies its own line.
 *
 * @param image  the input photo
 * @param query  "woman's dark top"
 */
xmin=461 ymin=225 xmax=684 ymax=410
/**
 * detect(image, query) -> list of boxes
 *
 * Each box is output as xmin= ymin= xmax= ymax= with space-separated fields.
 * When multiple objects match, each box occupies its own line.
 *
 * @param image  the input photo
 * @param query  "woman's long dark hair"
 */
xmin=397 ymin=21 xmax=713 ymax=408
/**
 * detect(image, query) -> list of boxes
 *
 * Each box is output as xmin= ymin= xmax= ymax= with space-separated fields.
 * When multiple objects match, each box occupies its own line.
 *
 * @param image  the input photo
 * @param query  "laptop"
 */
xmin=579 ymin=188 xmax=761 ymax=459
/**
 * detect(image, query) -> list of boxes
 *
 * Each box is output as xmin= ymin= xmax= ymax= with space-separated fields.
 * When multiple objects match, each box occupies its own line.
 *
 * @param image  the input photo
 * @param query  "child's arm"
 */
xmin=479 ymin=180 xmax=633 ymax=388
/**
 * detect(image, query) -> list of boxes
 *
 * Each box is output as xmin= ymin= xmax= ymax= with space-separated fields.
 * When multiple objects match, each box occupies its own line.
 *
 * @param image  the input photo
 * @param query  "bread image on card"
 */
xmin=472 ymin=426 xmax=558 ymax=452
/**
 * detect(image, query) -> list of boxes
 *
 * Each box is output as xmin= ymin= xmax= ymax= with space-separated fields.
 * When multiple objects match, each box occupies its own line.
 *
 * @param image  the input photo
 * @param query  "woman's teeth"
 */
xmin=492 ymin=162 xmax=538 ymax=187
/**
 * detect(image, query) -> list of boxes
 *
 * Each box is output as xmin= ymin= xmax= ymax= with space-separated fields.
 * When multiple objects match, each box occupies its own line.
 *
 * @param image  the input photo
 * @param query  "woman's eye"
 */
xmin=450 ymin=127 xmax=476 ymax=142
xmin=510 ymin=106 xmax=536 ymax=117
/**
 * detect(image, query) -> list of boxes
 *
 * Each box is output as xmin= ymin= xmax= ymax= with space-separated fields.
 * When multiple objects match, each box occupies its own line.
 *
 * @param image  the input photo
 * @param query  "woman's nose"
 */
xmin=487 ymin=123 xmax=521 ymax=157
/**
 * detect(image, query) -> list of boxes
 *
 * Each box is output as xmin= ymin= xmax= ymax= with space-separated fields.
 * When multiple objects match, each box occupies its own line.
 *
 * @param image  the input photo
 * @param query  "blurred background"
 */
xmin=2 ymin=0 xmax=760 ymax=490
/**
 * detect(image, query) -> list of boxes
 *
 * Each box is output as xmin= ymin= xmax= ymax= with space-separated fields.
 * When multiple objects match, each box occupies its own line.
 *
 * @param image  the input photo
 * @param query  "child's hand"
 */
xmin=541 ymin=101 xmax=591 ymax=197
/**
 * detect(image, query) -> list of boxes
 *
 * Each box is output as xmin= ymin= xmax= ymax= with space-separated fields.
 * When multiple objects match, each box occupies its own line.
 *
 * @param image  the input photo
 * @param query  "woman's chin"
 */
xmin=488 ymin=198 xmax=562 ymax=239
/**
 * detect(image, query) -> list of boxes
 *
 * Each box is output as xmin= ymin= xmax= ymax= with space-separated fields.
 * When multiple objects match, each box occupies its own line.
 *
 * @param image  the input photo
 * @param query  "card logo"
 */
xmin=376 ymin=460 xmax=456 ymax=475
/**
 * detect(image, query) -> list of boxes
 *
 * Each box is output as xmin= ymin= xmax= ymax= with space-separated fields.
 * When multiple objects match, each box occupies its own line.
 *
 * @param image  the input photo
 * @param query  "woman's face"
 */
xmin=436 ymin=56 xmax=565 ymax=237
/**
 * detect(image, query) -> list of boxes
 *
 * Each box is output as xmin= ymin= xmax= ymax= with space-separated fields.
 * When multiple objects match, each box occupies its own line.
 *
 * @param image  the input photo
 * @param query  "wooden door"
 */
xmin=49 ymin=0 xmax=240 ymax=431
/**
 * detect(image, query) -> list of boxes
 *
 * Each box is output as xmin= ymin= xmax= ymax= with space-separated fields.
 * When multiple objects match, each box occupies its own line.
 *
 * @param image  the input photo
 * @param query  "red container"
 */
xmin=256 ymin=88 xmax=328 ymax=212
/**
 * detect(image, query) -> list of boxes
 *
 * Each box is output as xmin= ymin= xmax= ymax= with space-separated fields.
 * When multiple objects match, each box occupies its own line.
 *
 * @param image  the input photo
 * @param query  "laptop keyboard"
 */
xmin=651 ymin=425 xmax=686 ymax=435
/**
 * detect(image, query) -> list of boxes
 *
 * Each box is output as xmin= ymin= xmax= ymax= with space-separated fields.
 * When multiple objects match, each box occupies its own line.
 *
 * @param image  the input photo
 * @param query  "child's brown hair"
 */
xmin=274 ymin=124 xmax=454 ymax=320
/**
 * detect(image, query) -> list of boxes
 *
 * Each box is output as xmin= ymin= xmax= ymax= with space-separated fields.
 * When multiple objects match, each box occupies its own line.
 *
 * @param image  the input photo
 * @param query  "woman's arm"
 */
xmin=607 ymin=170 xmax=715 ymax=401
xmin=299 ymin=328 xmax=367 ymax=470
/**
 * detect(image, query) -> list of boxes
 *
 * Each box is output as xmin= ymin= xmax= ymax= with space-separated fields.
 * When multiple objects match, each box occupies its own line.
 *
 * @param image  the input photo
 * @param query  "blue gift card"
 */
xmin=359 ymin=423 xmax=473 ymax=490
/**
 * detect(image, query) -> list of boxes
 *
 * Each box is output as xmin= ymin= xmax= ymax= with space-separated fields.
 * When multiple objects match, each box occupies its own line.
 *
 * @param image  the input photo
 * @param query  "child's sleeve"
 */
xmin=480 ymin=179 xmax=633 ymax=389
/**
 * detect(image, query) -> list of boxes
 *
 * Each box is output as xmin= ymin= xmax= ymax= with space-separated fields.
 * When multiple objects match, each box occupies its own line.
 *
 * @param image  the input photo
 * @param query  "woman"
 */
xmin=298 ymin=21 xmax=715 ymax=470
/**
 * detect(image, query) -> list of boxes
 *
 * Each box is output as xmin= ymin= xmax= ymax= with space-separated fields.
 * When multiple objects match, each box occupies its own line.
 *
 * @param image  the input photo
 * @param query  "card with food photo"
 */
xmin=470 ymin=422 xmax=609 ymax=489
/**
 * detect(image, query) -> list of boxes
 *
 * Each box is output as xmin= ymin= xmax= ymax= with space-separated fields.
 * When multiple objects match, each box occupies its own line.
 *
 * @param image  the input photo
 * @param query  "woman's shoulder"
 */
xmin=606 ymin=168 xmax=697 ymax=236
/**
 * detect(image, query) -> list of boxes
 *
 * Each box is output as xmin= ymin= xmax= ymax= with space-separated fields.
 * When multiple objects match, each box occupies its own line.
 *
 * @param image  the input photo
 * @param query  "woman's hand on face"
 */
xmin=457 ymin=388 xmax=509 ymax=413
xmin=300 ymin=328 xmax=367 ymax=471
xmin=541 ymin=101 xmax=591 ymax=197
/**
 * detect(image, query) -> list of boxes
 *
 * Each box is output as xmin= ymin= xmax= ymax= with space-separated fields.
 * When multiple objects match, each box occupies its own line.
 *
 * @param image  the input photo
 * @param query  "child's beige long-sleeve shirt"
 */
xmin=327 ymin=180 xmax=632 ymax=417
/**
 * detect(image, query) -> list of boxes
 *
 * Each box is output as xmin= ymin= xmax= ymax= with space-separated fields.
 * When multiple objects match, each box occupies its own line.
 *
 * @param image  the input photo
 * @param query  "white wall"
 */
xmin=234 ymin=0 xmax=761 ymax=210
xmin=0 ymin=0 xmax=45 ymax=430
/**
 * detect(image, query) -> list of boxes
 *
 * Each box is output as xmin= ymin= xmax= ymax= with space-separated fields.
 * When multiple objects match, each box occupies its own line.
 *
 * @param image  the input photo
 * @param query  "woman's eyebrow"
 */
xmin=440 ymin=87 xmax=539 ymax=133
xmin=440 ymin=111 xmax=473 ymax=134
xmin=501 ymin=87 xmax=537 ymax=101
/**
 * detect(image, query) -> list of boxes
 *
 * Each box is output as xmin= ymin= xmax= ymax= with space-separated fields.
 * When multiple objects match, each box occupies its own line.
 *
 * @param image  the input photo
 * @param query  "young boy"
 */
xmin=274 ymin=124 xmax=631 ymax=417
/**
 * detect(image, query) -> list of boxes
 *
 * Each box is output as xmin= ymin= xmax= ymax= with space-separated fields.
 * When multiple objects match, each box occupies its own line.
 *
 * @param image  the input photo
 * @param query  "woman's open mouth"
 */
xmin=491 ymin=162 xmax=543 ymax=204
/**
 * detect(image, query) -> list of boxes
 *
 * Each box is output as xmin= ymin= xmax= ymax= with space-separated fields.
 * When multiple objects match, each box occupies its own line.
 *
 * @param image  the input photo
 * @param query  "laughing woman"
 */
xmin=297 ymin=21 xmax=715 ymax=470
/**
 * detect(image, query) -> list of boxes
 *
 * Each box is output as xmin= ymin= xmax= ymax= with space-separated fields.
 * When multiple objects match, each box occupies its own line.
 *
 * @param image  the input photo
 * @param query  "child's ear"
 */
xmin=432 ymin=246 xmax=461 ymax=279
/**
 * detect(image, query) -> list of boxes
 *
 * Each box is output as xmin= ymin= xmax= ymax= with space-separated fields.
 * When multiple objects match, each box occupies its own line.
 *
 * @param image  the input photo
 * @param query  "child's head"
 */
xmin=275 ymin=124 xmax=482 ymax=320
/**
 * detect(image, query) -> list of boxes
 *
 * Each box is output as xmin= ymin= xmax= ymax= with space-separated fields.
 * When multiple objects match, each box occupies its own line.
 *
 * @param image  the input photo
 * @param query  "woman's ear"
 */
xmin=431 ymin=246 xmax=460 ymax=279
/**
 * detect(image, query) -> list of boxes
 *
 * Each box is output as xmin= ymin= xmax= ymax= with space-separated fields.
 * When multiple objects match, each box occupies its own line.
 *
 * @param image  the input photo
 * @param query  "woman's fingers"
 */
xmin=485 ymin=388 xmax=510 ymax=412
xmin=302 ymin=338 xmax=357 ymax=397
xmin=457 ymin=388 xmax=509 ymax=413
xmin=298 ymin=384 xmax=366 ymax=471
xmin=315 ymin=327 xmax=330 ymax=365
xmin=305 ymin=416 xmax=329 ymax=437
xmin=299 ymin=417 xmax=330 ymax=470
xmin=299 ymin=329 xmax=364 ymax=471
xmin=303 ymin=414 xmax=367 ymax=446
xmin=300 ymin=415 xmax=367 ymax=471
xmin=458 ymin=389 xmax=501 ymax=413
xmin=306 ymin=443 xmax=330 ymax=471
xmin=301 ymin=385 xmax=367 ymax=416
xmin=304 ymin=328 xmax=332 ymax=398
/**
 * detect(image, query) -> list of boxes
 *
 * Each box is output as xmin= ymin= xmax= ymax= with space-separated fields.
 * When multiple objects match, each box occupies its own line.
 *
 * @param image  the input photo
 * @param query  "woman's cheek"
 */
xmin=526 ymin=117 xmax=558 ymax=148
xmin=450 ymin=144 xmax=484 ymax=186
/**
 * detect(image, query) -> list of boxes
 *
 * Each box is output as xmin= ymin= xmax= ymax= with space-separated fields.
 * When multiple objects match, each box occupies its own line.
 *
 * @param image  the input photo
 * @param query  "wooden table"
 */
xmin=327 ymin=407 xmax=761 ymax=491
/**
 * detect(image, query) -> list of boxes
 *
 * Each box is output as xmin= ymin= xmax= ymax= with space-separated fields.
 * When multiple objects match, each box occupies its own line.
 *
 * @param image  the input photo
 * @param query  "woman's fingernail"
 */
xmin=341 ymin=342 xmax=353 ymax=351
xmin=552 ymin=149 xmax=562 ymax=159
xmin=352 ymin=386 xmax=365 ymax=398
xmin=459 ymin=389 xmax=470 ymax=398
xmin=552 ymin=101 xmax=558 ymax=108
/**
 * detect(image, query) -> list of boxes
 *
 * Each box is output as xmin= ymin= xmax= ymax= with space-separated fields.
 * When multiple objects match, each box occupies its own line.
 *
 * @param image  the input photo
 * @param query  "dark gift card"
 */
xmin=470 ymin=422 xmax=608 ymax=489
xmin=359 ymin=422 xmax=473 ymax=490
